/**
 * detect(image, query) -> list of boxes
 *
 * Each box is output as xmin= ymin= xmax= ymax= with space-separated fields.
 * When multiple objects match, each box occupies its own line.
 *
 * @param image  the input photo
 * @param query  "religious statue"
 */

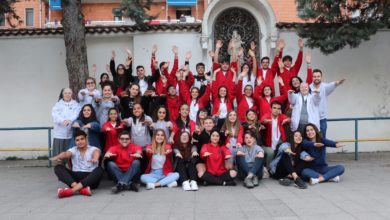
xmin=228 ymin=30 xmax=244 ymax=63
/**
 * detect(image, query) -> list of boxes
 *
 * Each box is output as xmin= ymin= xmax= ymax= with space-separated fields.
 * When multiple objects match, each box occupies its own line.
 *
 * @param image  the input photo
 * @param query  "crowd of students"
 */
xmin=50 ymin=38 xmax=346 ymax=198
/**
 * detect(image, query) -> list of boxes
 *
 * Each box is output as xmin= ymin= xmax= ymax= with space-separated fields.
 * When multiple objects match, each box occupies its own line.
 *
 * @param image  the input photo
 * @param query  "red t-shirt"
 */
xmin=200 ymin=143 xmax=231 ymax=176
xmin=102 ymin=121 xmax=124 ymax=152
xmin=107 ymin=144 xmax=142 ymax=172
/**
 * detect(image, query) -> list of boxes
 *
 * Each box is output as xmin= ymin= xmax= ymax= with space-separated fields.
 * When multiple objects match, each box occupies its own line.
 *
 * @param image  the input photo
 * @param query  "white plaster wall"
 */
xmin=0 ymin=30 xmax=389 ymax=159
xmin=279 ymin=30 xmax=390 ymax=153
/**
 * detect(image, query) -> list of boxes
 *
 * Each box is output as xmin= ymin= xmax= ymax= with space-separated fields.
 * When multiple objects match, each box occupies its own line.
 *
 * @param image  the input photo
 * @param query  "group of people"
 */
xmin=50 ymin=38 xmax=346 ymax=198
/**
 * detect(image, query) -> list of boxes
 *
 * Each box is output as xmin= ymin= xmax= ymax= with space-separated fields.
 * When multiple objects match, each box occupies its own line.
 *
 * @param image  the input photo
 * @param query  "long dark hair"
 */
xmin=289 ymin=76 xmax=303 ymax=93
xmin=241 ymin=63 xmax=253 ymax=82
xmin=117 ymin=64 xmax=127 ymax=90
xmin=303 ymin=123 xmax=323 ymax=143
xmin=107 ymin=108 xmax=121 ymax=128
xmin=175 ymin=103 xmax=190 ymax=130
xmin=287 ymin=130 xmax=304 ymax=156
xmin=131 ymin=103 xmax=146 ymax=124
xmin=153 ymin=105 xmax=170 ymax=122
xmin=78 ymin=104 xmax=97 ymax=124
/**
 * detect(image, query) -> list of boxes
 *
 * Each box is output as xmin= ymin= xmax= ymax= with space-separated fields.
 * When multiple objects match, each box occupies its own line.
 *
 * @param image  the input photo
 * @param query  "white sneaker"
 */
xmin=190 ymin=180 xmax=198 ymax=191
xmin=182 ymin=180 xmax=191 ymax=191
xmin=146 ymin=183 xmax=155 ymax=190
xmin=262 ymin=167 xmax=270 ymax=179
xmin=167 ymin=181 xmax=178 ymax=188
xmin=329 ymin=176 xmax=340 ymax=183
xmin=310 ymin=178 xmax=320 ymax=185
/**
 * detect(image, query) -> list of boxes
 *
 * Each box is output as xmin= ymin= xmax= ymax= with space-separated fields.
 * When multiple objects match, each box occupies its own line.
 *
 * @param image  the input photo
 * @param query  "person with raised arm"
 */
xmin=212 ymin=40 xmax=238 ymax=92
xmin=110 ymin=49 xmax=133 ymax=95
xmin=300 ymin=123 xmax=345 ymax=185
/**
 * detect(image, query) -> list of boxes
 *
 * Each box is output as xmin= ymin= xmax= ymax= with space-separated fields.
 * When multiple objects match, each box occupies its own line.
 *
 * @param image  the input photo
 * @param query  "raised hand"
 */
xmin=172 ymin=45 xmax=178 ymax=55
xmin=305 ymin=52 xmax=311 ymax=64
xmin=111 ymin=50 xmax=116 ymax=59
xmin=250 ymin=41 xmax=256 ymax=51
xmin=278 ymin=76 xmax=284 ymax=86
xmin=208 ymin=50 xmax=215 ymax=58
xmin=278 ymin=58 xmax=284 ymax=70
xmin=125 ymin=57 xmax=132 ymax=67
xmin=152 ymin=44 xmax=158 ymax=54
xmin=105 ymin=64 xmax=110 ymax=73
xmin=248 ymin=49 xmax=255 ymax=58
xmin=298 ymin=38 xmax=304 ymax=49
xmin=92 ymin=64 xmax=97 ymax=74
xmin=126 ymin=48 xmax=132 ymax=58
xmin=185 ymin=51 xmax=192 ymax=61
xmin=215 ymin=40 xmax=223 ymax=49
xmin=277 ymin=39 xmax=285 ymax=51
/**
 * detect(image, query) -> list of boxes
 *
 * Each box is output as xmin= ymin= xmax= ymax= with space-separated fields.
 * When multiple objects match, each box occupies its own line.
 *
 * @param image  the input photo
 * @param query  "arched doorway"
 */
xmin=213 ymin=7 xmax=260 ymax=62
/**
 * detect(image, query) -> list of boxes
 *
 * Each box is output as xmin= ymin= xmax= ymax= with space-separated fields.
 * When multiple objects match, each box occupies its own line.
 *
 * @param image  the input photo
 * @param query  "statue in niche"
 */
xmin=228 ymin=30 xmax=244 ymax=63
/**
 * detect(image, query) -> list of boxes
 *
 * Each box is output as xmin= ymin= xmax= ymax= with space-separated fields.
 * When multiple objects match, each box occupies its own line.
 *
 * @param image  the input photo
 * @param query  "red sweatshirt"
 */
xmin=254 ymin=83 xmax=288 ymax=118
xmin=166 ymin=95 xmax=182 ymax=122
xmin=107 ymin=144 xmax=142 ymax=172
xmin=236 ymin=79 xmax=259 ymax=122
xmin=180 ymin=80 xmax=210 ymax=108
xmin=260 ymin=113 xmax=289 ymax=148
xmin=101 ymin=121 xmax=124 ymax=152
xmin=201 ymin=143 xmax=231 ymax=176
xmin=224 ymin=125 xmax=244 ymax=145
xmin=212 ymin=62 xmax=237 ymax=91
xmin=210 ymin=79 xmax=235 ymax=117
xmin=276 ymin=50 xmax=303 ymax=92
xmin=144 ymin=144 xmax=174 ymax=176
xmin=256 ymin=54 xmax=279 ymax=92
xmin=152 ymin=56 xmax=178 ymax=95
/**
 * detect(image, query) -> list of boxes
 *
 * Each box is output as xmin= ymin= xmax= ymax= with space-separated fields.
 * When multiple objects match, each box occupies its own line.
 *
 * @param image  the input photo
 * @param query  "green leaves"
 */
xmin=295 ymin=0 xmax=390 ymax=54
xmin=120 ymin=0 xmax=158 ymax=28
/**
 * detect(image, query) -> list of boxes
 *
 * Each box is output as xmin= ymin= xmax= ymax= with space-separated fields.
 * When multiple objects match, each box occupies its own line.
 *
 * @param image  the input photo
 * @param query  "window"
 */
xmin=0 ymin=14 xmax=5 ymax=26
xmin=112 ymin=8 xmax=122 ymax=21
xmin=175 ymin=7 xmax=192 ymax=20
xmin=26 ymin=8 xmax=34 ymax=26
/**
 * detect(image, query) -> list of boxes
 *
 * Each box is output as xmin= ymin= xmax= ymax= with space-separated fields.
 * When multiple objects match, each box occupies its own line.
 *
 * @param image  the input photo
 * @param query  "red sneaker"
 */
xmin=57 ymin=188 xmax=73 ymax=198
xmin=79 ymin=186 xmax=92 ymax=196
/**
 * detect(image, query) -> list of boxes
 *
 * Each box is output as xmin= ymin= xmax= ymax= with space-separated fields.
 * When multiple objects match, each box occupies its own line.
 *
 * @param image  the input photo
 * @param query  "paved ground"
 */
xmin=1 ymin=152 xmax=390 ymax=220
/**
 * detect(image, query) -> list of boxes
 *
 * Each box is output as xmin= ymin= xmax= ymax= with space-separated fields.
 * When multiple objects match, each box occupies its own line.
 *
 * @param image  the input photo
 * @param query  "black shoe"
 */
xmin=128 ymin=182 xmax=139 ymax=192
xmin=224 ymin=180 xmax=236 ymax=186
xmin=294 ymin=177 xmax=308 ymax=189
xmin=278 ymin=178 xmax=293 ymax=186
xmin=111 ymin=184 xmax=123 ymax=194
xmin=203 ymin=181 xmax=208 ymax=186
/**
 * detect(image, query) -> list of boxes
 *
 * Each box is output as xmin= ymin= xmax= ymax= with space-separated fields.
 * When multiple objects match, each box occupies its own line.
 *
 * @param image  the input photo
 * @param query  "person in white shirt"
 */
xmin=50 ymin=130 xmax=103 ymax=198
xmin=309 ymin=69 xmax=345 ymax=137
xmin=51 ymin=88 xmax=80 ymax=157
xmin=78 ymin=77 xmax=101 ymax=108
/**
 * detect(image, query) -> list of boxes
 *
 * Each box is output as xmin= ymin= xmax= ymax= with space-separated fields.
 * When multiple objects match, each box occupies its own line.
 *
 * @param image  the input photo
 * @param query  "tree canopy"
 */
xmin=295 ymin=0 xmax=390 ymax=54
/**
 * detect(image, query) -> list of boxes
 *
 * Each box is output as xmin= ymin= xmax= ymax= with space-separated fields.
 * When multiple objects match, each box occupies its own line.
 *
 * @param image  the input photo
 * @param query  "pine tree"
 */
xmin=120 ymin=0 xmax=158 ymax=28
xmin=295 ymin=0 xmax=390 ymax=54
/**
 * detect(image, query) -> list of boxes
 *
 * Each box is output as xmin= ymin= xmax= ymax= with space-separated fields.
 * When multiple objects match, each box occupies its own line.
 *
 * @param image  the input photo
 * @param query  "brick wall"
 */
xmin=1 ymin=0 xmax=45 ymax=28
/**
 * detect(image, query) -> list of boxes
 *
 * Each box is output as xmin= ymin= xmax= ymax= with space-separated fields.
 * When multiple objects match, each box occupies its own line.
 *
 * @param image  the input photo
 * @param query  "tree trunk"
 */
xmin=62 ymin=0 xmax=89 ymax=99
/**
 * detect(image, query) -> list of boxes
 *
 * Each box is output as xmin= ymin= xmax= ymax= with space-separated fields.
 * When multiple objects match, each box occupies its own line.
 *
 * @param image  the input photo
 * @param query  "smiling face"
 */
xmin=204 ymin=118 xmax=214 ymax=132
xmin=179 ymin=104 xmax=189 ymax=118
xmin=155 ymin=130 xmax=166 ymax=144
xmin=219 ymin=87 xmax=227 ymax=98
xmin=108 ymin=109 xmax=118 ymax=122
xmin=300 ymin=83 xmax=309 ymax=95
xmin=244 ymin=85 xmax=253 ymax=97
xmin=75 ymin=135 xmax=88 ymax=149
xmin=210 ymin=131 xmax=220 ymax=145
xmin=157 ymin=107 xmax=167 ymax=120
xmin=129 ymin=84 xmax=140 ymax=97
xmin=305 ymin=125 xmax=317 ymax=140
xmin=246 ymin=111 xmax=257 ymax=122
xmin=82 ymin=105 xmax=92 ymax=118
xmin=136 ymin=67 xmax=145 ymax=79
xmin=261 ymin=58 xmax=270 ymax=69
xmin=168 ymin=86 xmax=176 ymax=96
xmin=119 ymin=134 xmax=131 ymax=147
xmin=244 ymin=133 xmax=255 ymax=146
xmin=86 ymin=79 xmax=95 ymax=91
xmin=102 ymin=85 xmax=113 ymax=98
xmin=132 ymin=104 xmax=143 ymax=117
xmin=117 ymin=65 xmax=125 ymax=75
xmin=198 ymin=110 xmax=207 ymax=120
xmin=242 ymin=64 xmax=250 ymax=72
xmin=191 ymin=88 xmax=199 ymax=99
xmin=291 ymin=77 xmax=301 ymax=90
xmin=313 ymin=71 xmax=322 ymax=85
xmin=62 ymin=89 xmax=72 ymax=102
xmin=293 ymin=131 xmax=303 ymax=145
xmin=196 ymin=65 xmax=205 ymax=75
xmin=180 ymin=132 xmax=190 ymax=144
xmin=228 ymin=111 xmax=237 ymax=123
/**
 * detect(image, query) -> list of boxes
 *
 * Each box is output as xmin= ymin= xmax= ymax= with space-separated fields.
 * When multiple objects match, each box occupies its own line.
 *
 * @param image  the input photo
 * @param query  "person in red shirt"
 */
xmin=261 ymin=101 xmax=290 ymax=166
xmin=101 ymin=108 xmax=124 ymax=152
xmin=104 ymin=131 xmax=142 ymax=193
xmin=141 ymin=129 xmax=179 ymax=189
xmin=254 ymin=76 xmax=287 ymax=118
xmin=166 ymin=84 xmax=182 ymax=122
xmin=199 ymin=129 xmax=237 ymax=186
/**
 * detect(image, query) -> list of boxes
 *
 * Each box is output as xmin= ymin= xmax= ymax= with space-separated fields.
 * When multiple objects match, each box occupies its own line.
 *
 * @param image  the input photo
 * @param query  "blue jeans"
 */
xmin=301 ymin=165 xmax=345 ymax=181
xmin=140 ymin=169 xmax=179 ymax=186
xmin=236 ymin=156 xmax=264 ymax=179
xmin=320 ymin=119 xmax=327 ymax=138
xmin=106 ymin=160 xmax=140 ymax=185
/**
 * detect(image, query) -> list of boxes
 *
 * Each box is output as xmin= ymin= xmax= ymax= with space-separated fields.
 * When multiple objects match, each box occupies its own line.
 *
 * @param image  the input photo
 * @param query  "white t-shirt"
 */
xmin=219 ymin=102 xmax=227 ymax=119
xmin=271 ymin=118 xmax=281 ymax=150
xmin=245 ymin=96 xmax=254 ymax=108
xmin=67 ymin=146 xmax=99 ymax=172
xmin=242 ymin=75 xmax=255 ymax=93
xmin=139 ymin=79 xmax=148 ymax=95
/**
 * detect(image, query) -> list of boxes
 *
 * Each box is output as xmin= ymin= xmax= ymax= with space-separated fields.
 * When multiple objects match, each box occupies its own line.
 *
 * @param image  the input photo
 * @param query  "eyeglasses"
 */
xmin=86 ymin=82 xmax=95 ymax=85
xmin=120 ymin=138 xmax=130 ymax=141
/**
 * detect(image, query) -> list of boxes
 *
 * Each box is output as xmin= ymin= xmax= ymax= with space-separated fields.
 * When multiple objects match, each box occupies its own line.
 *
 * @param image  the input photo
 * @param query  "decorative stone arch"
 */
xmin=201 ymin=0 xmax=278 ymax=66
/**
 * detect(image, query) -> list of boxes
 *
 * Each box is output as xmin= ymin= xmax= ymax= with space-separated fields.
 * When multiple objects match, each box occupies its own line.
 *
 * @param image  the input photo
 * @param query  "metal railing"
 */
xmin=327 ymin=117 xmax=390 ymax=160
xmin=0 ymin=127 xmax=52 ymax=167
xmin=0 ymin=117 xmax=389 ymax=167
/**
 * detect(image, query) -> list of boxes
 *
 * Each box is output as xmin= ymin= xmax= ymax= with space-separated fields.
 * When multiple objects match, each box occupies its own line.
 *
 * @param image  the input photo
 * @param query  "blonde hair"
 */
xmin=221 ymin=110 xmax=240 ymax=138
xmin=151 ymin=129 xmax=167 ymax=155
